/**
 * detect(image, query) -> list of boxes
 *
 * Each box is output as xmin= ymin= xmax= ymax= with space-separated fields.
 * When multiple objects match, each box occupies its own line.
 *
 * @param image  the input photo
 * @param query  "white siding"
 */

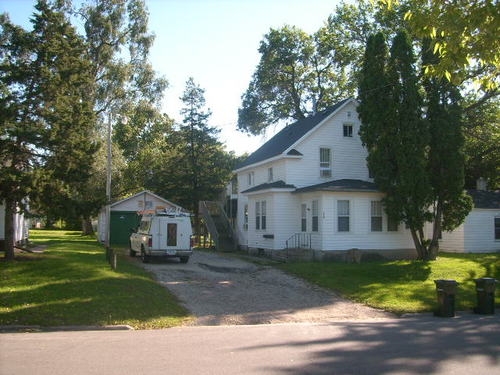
xmin=0 ymin=201 xmax=29 ymax=243
xmin=441 ymin=209 xmax=500 ymax=253
xmin=285 ymin=102 xmax=370 ymax=188
xmin=111 ymin=192 xmax=175 ymax=212
xmin=319 ymin=192 xmax=415 ymax=251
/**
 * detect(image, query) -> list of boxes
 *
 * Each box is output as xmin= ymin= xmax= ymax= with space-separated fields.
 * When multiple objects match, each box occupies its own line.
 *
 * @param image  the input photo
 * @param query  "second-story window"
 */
xmin=248 ymin=171 xmax=254 ymax=186
xmin=320 ymin=147 xmax=331 ymax=178
xmin=268 ymin=167 xmax=273 ymax=182
xmin=343 ymin=123 xmax=353 ymax=137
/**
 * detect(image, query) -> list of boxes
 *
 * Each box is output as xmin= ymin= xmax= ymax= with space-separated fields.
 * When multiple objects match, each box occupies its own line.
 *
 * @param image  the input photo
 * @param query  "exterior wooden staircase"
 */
xmin=199 ymin=201 xmax=237 ymax=252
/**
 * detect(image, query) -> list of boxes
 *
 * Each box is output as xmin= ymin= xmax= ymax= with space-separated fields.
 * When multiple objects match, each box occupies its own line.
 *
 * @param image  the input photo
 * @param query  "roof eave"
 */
xmin=233 ymin=153 xmax=303 ymax=174
xmin=285 ymin=98 xmax=356 ymax=154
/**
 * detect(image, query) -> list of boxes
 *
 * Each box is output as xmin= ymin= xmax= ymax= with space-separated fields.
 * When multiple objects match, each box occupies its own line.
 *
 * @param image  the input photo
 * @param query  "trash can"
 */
xmin=473 ymin=278 xmax=497 ymax=315
xmin=434 ymin=279 xmax=458 ymax=317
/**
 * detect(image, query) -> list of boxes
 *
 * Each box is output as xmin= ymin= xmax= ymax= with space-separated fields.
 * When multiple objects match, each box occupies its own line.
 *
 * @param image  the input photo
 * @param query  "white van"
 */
xmin=129 ymin=209 xmax=193 ymax=263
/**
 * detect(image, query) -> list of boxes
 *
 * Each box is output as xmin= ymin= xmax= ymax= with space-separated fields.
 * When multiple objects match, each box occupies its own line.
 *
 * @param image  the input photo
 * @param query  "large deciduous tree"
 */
xmin=238 ymin=22 xmax=358 ymax=135
xmin=0 ymin=0 xmax=96 ymax=259
xmin=237 ymin=0 xmax=404 ymax=136
xmin=76 ymin=0 xmax=167 ymax=209
xmin=377 ymin=0 xmax=499 ymax=98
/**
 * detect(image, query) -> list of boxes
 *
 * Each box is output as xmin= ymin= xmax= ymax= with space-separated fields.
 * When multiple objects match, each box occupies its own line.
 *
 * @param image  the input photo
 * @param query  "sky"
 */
xmin=0 ymin=0 xmax=343 ymax=155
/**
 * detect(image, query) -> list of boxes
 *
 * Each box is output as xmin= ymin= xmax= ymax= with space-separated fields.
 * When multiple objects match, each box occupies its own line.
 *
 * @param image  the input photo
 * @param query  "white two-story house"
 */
xmin=233 ymin=98 xmax=500 ymax=260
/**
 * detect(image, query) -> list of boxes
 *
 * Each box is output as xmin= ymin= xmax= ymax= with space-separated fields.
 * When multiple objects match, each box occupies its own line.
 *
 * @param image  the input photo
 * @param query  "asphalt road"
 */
xmin=1 ymin=313 xmax=499 ymax=375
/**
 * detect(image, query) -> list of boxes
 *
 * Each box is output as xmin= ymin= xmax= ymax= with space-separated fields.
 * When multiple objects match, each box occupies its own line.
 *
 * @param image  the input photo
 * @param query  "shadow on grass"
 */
xmin=1 ymin=231 xmax=191 ymax=329
xmin=0 ymin=275 xmax=188 ymax=327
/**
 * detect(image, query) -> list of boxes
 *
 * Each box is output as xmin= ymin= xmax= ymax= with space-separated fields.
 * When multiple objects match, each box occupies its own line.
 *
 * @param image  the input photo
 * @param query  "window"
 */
xmin=343 ymin=123 xmax=353 ymax=137
xmin=312 ymin=200 xmax=319 ymax=232
xmin=387 ymin=216 xmax=399 ymax=232
xmin=256 ymin=201 xmax=267 ymax=230
xmin=261 ymin=201 xmax=266 ymax=230
xmin=167 ymin=223 xmax=177 ymax=246
xmin=320 ymin=148 xmax=331 ymax=178
xmin=256 ymin=202 xmax=261 ymax=230
xmin=301 ymin=204 xmax=307 ymax=232
xmin=337 ymin=200 xmax=350 ymax=232
xmin=231 ymin=176 xmax=238 ymax=194
xmin=248 ymin=172 xmax=254 ymax=186
xmin=268 ymin=167 xmax=273 ymax=182
xmin=495 ymin=217 xmax=500 ymax=240
xmin=371 ymin=201 xmax=383 ymax=232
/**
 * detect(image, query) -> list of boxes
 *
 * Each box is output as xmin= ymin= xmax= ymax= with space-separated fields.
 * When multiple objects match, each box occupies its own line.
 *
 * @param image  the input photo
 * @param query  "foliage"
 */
xmin=76 ymin=0 xmax=168 ymax=206
xmin=237 ymin=18 xmax=361 ymax=135
xmin=279 ymin=253 xmax=500 ymax=314
xmin=237 ymin=0 xmax=406 ymax=135
xmin=463 ymin=96 xmax=500 ymax=190
xmin=377 ymin=0 xmax=499 ymax=95
xmin=358 ymin=31 xmax=472 ymax=260
xmin=0 ymin=230 xmax=191 ymax=329
xmin=155 ymin=78 xmax=234 ymax=215
xmin=0 ymin=1 xmax=97 ymax=258
xmin=422 ymin=37 xmax=473 ymax=256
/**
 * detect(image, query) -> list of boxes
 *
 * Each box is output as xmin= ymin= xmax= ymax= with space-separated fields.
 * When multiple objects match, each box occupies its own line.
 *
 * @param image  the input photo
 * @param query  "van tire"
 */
xmin=180 ymin=256 xmax=189 ymax=264
xmin=129 ymin=243 xmax=136 ymax=257
xmin=141 ymin=247 xmax=150 ymax=263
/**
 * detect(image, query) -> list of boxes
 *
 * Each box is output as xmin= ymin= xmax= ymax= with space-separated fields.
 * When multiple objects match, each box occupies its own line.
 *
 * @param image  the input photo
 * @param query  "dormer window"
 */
xmin=320 ymin=147 xmax=331 ymax=178
xmin=343 ymin=123 xmax=353 ymax=137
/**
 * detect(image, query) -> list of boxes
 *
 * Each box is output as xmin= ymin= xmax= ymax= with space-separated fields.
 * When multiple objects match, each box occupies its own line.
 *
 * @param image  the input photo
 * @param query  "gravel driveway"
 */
xmin=137 ymin=251 xmax=394 ymax=326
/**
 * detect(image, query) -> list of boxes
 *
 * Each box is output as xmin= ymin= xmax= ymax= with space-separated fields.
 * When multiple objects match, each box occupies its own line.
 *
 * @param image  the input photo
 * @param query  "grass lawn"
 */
xmin=279 ymin=253 xmax=500 ymax=315
xmin=0 ymin=230 xmax=192 ymax=329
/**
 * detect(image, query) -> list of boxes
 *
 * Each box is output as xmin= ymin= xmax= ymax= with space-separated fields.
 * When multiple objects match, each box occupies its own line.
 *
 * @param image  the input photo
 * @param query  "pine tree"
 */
xmin=0 ymin=0 xmax=96 ymax=259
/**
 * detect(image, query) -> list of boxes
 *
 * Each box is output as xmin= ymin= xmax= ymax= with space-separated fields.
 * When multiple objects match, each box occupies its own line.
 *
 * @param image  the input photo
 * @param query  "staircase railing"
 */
xmin=199 ymin=201 xmax=219 ymax=249
xmin=199 ymin=201 xmax=237 ymax=251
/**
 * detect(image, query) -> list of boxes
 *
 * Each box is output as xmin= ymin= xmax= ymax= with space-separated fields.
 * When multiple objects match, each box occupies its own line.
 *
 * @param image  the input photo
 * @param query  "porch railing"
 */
xmin=285 ymin=232 xmax=312 ymax=249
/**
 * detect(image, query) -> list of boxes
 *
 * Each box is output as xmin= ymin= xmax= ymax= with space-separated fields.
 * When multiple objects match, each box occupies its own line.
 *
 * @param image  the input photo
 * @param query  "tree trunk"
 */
xmin=81 ymin=217 xmax=94 ymax=235
xmin=3 ymin=197 xmax=16 ymax=260
xmin=410 ymin=228 xmax=426 ymax=260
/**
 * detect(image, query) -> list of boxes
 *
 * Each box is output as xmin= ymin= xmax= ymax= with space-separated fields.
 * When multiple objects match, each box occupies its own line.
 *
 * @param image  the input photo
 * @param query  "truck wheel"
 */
xmin=141 ymin=247 xmax=150 ymax=263
xmin=180 ymin=256 xmax=189 ymax=264
xmin=129 ymin=243 xmax=136 ymax=257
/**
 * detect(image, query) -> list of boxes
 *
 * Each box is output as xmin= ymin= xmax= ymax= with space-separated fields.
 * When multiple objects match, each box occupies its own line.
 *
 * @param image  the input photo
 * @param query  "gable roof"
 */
xmin=294 ymin=179 xmax=378 ymax=194
xmin=236 ymin=98 xmax=352 ymax=170
xmin=110 ymin=190 xmax=185 ymax=211
xmin=468 ymin=190 xmax=500 ymax=209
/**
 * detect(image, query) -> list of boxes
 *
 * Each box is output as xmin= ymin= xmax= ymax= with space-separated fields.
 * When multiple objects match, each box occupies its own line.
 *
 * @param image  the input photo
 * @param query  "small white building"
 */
xmin=98 ymin=190 xmax=186 ymax=246
xmin=439 ymin=189 xmax=500 ymax=253
xmin=0 ymin=201 xmax=29 ymax=251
